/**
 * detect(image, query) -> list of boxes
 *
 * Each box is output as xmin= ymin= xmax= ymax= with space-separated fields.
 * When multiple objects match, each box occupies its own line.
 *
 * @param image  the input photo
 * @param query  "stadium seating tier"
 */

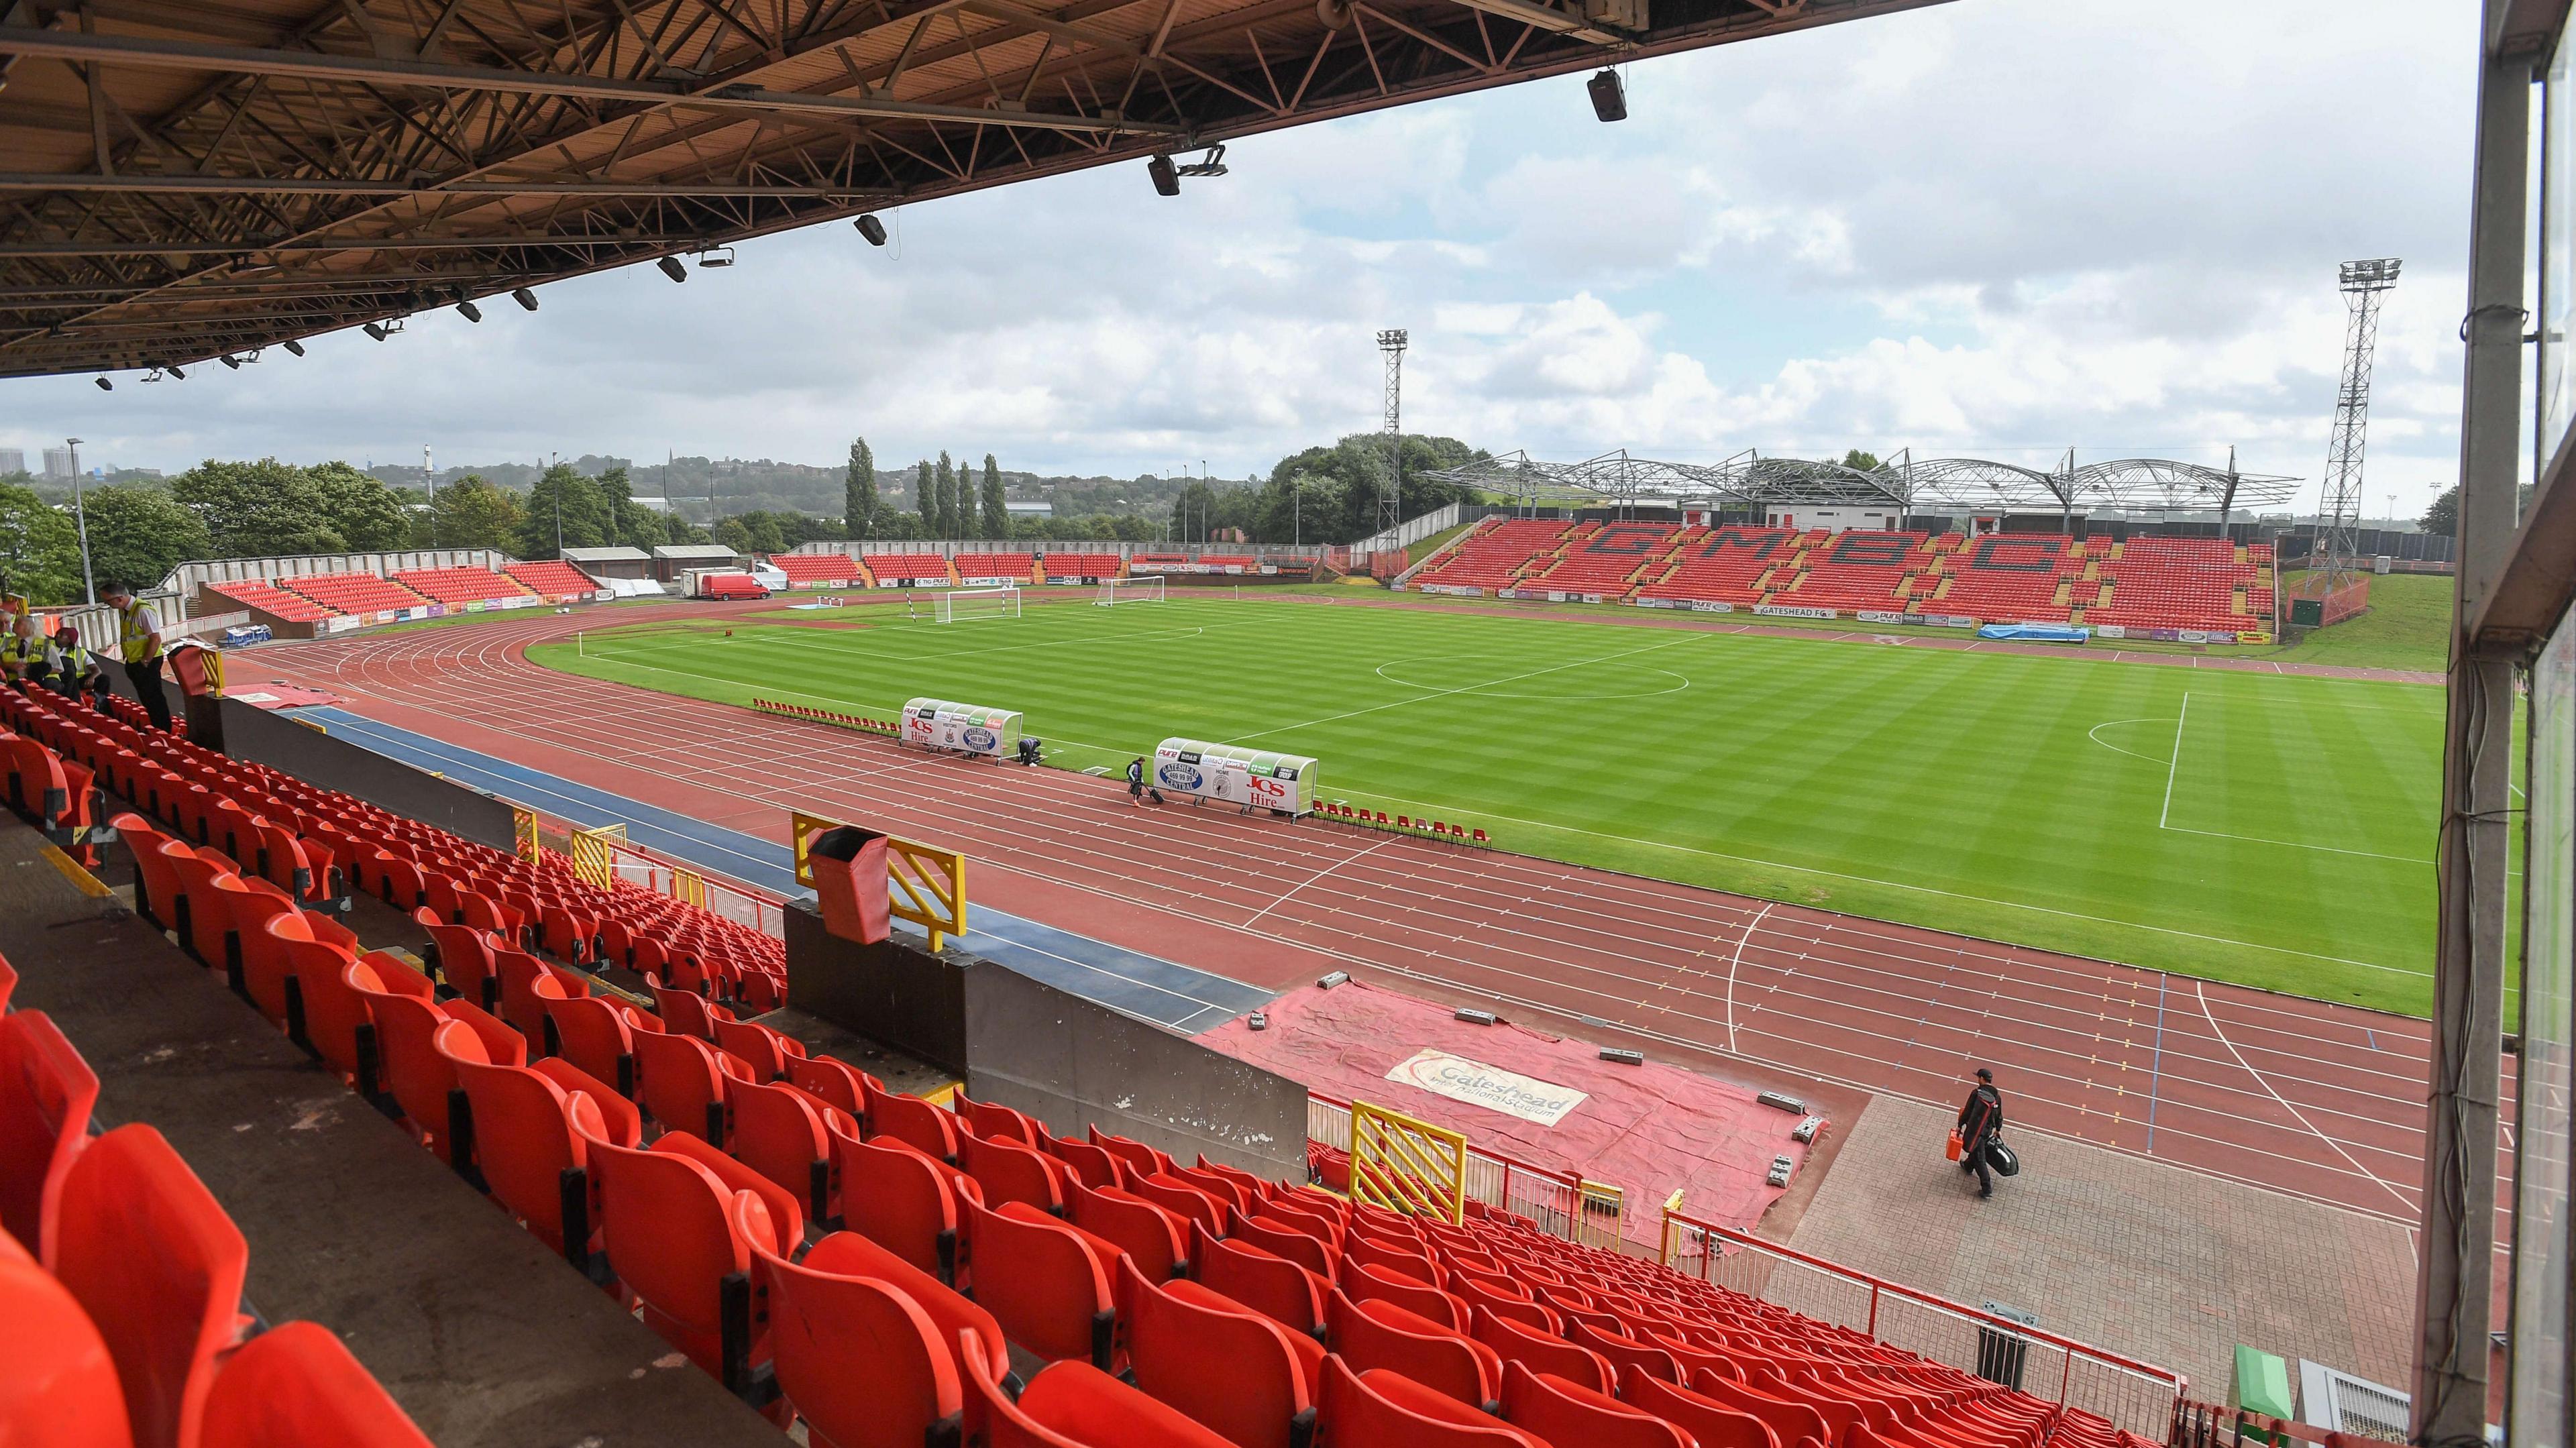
xmin=391 ymin=567 xmax=533 ymax=607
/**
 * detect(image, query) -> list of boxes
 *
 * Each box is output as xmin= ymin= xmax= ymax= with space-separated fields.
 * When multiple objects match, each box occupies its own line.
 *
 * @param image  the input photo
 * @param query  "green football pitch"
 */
xmin=530 ymin=592 xmax=2451 ymax=1015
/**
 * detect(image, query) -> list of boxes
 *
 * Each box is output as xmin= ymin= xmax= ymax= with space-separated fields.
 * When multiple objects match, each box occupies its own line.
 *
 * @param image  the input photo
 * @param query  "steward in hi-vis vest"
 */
xmin=100 ymin=582 xmax=174 ymax=732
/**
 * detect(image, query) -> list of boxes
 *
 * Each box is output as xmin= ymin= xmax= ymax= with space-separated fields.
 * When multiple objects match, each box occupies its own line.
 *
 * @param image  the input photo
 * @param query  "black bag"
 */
xmin=1148 ymin=787 xmax=1165 ymax=805
xmin=1986 ymin=1138 xmax=2020 ymax=1178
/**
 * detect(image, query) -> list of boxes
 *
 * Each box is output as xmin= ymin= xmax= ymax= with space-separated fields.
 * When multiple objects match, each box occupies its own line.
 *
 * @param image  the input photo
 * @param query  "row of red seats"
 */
xmin=278 ymin=571 xmax=432 ymax=616
xmin=1413 ymin=518 xmax=1576 ymax=592
xmin=767 ymin=555 xmax=866 ymax=586
xmin=203 ymin=579 xmax=343 ymax=622
xmin=505 ymin=560 xmax=602 ymax=596
xmin=0 ymin=952 xmax=435 ymax=1446
xmin=864 ymin=553 xmax=955 ymax=582
xmin=5 ymin=681 xmax=786 ymax=1013
xmin=388 ymin=567 xmax=531 ymax=606
xmin=1044 ymin=553 xmax=1126 ymax=580
xmin=1318 ymin=801 xmax=1487 ymax=842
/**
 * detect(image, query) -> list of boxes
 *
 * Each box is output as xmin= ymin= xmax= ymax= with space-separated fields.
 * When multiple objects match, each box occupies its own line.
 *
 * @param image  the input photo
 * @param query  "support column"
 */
xmin=2414 ymin=8 xmax=2529 ymax=1443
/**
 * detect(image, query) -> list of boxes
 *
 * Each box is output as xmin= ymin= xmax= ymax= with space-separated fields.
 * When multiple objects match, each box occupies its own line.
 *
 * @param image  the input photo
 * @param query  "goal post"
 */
xmin=932 ymin=586 xmax=1020 ymax=623
xmin=1096 ymin=575 xmax=1167 ymax=606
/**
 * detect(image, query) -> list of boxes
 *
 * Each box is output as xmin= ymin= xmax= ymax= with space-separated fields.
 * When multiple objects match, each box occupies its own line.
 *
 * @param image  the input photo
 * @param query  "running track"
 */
xmin=240 ymin=602 xmax=2500 ymax=1235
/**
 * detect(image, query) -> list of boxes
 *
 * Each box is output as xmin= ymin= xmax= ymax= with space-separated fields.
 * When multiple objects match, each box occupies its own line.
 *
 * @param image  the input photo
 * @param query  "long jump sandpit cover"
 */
xmin=1200 ymin=981 xmax=1821 ymax=1240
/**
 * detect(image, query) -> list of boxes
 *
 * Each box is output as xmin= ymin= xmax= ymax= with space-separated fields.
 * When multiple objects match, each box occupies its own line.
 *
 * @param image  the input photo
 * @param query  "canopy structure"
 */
xmin=0 ymin=0 xmax=1952 ymax=379
xmin=1422 ymin=449 xmax=2302 ymax=518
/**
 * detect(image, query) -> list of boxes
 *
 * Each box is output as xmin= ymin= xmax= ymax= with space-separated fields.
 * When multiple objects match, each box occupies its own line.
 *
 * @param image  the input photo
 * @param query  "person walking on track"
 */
xmin=1127 ymin=757 xmax=1148 ymax=807
xmin=101 ymin=581 xmax=174 ymax=732
xmin=1957 ymin=1068 xmax=2004 ymax=1199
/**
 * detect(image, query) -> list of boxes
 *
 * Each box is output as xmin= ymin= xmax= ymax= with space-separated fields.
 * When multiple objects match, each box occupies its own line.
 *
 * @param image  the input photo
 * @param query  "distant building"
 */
xmin=1006 ymin=500 xmax=1053 ymax=516
xmin=0 ymin=448 xmax=23 ymax=476
xmin=42 ymin=447 xmax=74 ymax=480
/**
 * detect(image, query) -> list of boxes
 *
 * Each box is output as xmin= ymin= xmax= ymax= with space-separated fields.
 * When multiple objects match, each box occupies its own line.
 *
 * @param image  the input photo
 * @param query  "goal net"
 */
xmin=1096 ymin=575 xmax=1167 ymax=606
xmin=930 ymin=586 xmax=1020 ymax=623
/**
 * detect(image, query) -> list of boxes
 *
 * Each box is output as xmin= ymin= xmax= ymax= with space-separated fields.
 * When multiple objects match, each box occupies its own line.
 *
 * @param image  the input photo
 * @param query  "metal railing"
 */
xmin=1307 ymin=1093 xmax=1629 ymax=1250
xmin=515 ymin=807 xmax=790 ymax=940
xmin=1661 ymin=1209 xmax=2185 ymax=1438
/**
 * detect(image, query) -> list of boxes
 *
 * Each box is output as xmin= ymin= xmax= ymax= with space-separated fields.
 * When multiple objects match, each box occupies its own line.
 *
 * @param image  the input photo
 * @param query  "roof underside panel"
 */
xmin=0 ymin=0 xmax=1952 ymax=377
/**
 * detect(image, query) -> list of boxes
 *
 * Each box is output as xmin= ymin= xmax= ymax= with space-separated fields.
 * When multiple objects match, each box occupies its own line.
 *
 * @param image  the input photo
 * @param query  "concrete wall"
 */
xmin=784 ymin=901 xmax=1307 ymax=1180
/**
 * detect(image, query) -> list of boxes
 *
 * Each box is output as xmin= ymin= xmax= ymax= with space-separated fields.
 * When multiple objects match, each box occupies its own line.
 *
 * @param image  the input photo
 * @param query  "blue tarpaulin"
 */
xmin=1976 ymin=624 xmax=2090 ymax=643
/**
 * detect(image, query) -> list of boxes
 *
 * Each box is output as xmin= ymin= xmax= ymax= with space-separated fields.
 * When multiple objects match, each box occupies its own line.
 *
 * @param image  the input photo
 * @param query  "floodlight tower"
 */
xmin=2318 ymin=258 xmax=2401 ymax=592
xmin=1378 ymin=329 xmax=1407 ymax=537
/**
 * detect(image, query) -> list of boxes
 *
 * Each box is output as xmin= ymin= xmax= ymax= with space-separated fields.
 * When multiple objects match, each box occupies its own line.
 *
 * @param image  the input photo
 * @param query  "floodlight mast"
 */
xmin=2319 ymin=258 xmax=2402 ymax=593
xmin=1378 ymin=329 xmax=1407 ymax=538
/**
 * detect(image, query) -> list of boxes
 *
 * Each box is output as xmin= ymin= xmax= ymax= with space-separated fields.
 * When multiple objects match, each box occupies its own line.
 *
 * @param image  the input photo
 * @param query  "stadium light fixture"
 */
xmin=1587 ymin=68 xmax=1627 ymax=122
xmin=698 ymin=245 xmax=735 ymax=268
xmin=364 ymin=321 xmax=389 ymax=340
xmin=456 ymin=298 xmax=483 ymax=323
xmin=282 ymin=339 xmax=305 ymax=357
xmin=854 ymin=214 xmax=888 ymax=245
xmin=93 ymin=376 xmax=111 ymax=391
xmin=512 ymin=287 xmax=539 ymax=311
xmin=657 ymin=256 xmax=688 ymax=282
xmin=219 ymin=353 xmax=241 ymax=369
xmin=1147 ymin=154 xmax=1181 ymax=197
xmin=165 ymin=363 xmax=185 ymax=379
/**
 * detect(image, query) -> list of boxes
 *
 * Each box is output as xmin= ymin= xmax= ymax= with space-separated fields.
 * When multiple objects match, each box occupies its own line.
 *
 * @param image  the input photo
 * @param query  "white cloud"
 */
xmin=0 ymin=0 xmax=2479 ymax=516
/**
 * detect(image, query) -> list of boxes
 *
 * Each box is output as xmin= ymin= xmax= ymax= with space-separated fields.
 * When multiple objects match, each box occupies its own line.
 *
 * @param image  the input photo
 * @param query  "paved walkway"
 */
xmin=1783 ymin=1095 xmax=2416 ymax=1402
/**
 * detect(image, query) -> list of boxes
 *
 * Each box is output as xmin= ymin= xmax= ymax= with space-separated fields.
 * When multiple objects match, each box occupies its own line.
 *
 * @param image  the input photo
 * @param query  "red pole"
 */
xmin=2059 ymin=1349 xmax=2073 ymax=1406
xmin=1867 ymin=1283 xmax=1880 ymax=1339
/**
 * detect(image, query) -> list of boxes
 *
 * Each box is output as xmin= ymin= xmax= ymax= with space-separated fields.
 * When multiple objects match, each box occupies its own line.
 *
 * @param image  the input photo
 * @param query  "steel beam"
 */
xmin=2416 ymin=8 xmax=2525 ymax=1446
xmin=0 ymin=173 xmax=896 ymax=199
xmin=0 ymin=29 xmax=1188 ymax=134
xmin=0 ymin=234 xmax=707 ymax=256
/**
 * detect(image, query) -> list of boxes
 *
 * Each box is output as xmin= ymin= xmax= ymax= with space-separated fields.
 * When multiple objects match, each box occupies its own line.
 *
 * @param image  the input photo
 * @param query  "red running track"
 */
xmin=245 ymin=604 xmax=2485 ymax=1233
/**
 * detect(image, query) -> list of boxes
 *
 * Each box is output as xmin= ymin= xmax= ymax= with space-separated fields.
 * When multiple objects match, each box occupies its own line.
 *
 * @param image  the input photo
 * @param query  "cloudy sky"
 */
xmin=1 ymin=0 xmax=2478 ymax=516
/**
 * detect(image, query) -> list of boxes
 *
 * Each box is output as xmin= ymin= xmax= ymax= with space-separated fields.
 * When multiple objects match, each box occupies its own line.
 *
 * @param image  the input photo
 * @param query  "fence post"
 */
xmin=1867 ymin=1283 xmax=1880 ymax=1338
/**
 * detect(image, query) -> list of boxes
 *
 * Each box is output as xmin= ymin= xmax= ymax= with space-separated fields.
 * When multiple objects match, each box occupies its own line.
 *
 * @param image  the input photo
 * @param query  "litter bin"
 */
xmin=808 ymin=824 xmax=892 ymax=945
xmin=1976 ymin=1301 xmax=2039 ymax=1390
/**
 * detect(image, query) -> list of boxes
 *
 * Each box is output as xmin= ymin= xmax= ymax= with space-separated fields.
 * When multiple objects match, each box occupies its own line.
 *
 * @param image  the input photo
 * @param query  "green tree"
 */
xmin=916 ymin=460 xmax=936 ymax=532
xmin=845 ymin=439 xmax=879 ymax=540
xmin=516 ymin=463 xmax=613 ymax=558
xmin=424 ymin=475 xmax=526 ymax=550
xmin=934 ymin=452 xmax=958 ymax=540
xmin=170 ymin=458 xmax=349 ymax=557
xmin=980 ymin=454 xmax=1009 ymax=539
xmin=82 ymin=486 xmax=212 ymax=591
xmin=1248 ymin=433 xmax=1485 ymax=545
xmin=1841 ymin=449 xmax=1882 ymax=473
xmin=713 ymin=516 xmax=754 ymax=553
xmin=0 ymin=478 xmax=82 ymax=603
xmin=305 ymin=461 xmax=411 ymax=550
xmin=2419 ymin=486 xmax=2458 ymax=537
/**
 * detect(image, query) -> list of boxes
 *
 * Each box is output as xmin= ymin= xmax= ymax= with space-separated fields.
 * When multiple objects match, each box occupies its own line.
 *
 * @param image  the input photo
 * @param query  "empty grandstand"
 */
xmin=391 ymin=567 xmax=535 ymax=608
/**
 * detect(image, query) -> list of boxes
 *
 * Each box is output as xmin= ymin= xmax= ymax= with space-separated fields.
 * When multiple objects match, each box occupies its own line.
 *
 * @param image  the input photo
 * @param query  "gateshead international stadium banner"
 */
xmin=1384 ymin=1049 xmax=1589 ymax=1127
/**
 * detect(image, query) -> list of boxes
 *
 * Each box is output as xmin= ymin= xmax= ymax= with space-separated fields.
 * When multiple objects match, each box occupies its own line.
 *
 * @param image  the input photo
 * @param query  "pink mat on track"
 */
xmin=1201 ymin=981 xmax=1821 ymax=1237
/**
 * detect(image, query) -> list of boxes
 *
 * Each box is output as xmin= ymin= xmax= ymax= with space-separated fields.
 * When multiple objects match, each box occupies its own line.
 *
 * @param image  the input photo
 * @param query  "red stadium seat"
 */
xmin=1066 ymin=1178 xmax=1187 ymax=1282
xmin=1315 ymin=1356 xmax=1548 ymax=1448
xmin=0 ymin=1010 xmax=98 ymax=1266
xmin=576 ymin=1119 xmax=784 ymax=1398
xmin=1472 ymin=1306 xmax=1615 ymax=1393
xmin=633 ymin=1027 xmax=731 ymax=1144
xmin=1045 ymin=1132 xmax=1121 ymax=1190
xmin=446 ymin=1036 xmax=606 ymax=1266
xmin=1130 ymin=1172 xmax=1227 ymax=1237
xmin=838 ymin=1133 xmax=973 ymax=1283
xmin=959 ymin=1329 xmax=1232 ymax=1448
xmin=1568 ymin=1316 xmax=1685 ymax=1385
xmin=1120 ymin=1257 xmax=1317 ymax=1448
xmin=867 ymin=1082 xmax=962 ymax=1163
xmin=199 ymin=1321 xmax=436 ymax=1448
xmin=1688 ymin=1368 xmax=1837 ymax=1448
xmin=1501 ymin=1361 xmax=1689 ymax=1448
xmin=731 ymin=1076 xmax=854 ymax=1225
xmin=1085 ymin=1124 xmax=1174 ymax=1179
xmin=712 ymin=1017 xmax=805 ymax=1080
xmin=1325 ymin=1285 xmax=1501 ymax=1409
xmin=1347 ymin=1258 xmax=1470 ymax=1331
xmin=961 ymin=1128 xmax=1069 ymax=1215
xmin=740 ymin=1201 xmax=962 ymax=1448
xmin=796 ymin=1218 xmax=1009 ymax=1381
xmin=961 ymin=1197 xmax=1117 ymax=1368
xmin=1227 ymin=1205 xmax=1334 ymax=1276
xmin=785 ymin=1053 xmax=877 ymax=1119
xmin=1192 ymin=1221 xmax=1324 ymax=1339
xmin=52 ymin=1124 xmax=252 ymax=1448
xmin=0 ymin=948 xmax=15 ymax=1012
xmin=1625 ymin=1367 xmax=1796 ymax=1448
xmin=0 ymin=1243 xmax=135 ymax=1445
xmin=543 ymin=994 xmax=641 ymax=1099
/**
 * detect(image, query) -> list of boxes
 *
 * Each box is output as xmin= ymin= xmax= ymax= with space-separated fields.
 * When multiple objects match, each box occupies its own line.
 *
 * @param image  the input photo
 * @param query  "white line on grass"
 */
xmin=2158 ymin=691 xmax=2190 ymax=829
xmin=1221 ymin=636 xmax=1686 ymax=744
xmin=2085 ymin=718 xmax=2174 ymax=766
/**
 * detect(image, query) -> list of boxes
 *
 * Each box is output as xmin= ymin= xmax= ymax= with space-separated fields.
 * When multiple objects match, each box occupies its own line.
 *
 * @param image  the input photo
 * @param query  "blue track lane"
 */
xmin=292 ymin=706 xmax=1271 ymax=1033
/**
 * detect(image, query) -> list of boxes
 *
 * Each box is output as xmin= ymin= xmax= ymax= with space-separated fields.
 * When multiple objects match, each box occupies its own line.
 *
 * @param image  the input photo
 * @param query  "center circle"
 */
xmin=1375 ymin=657 xmax=1693 ymax=700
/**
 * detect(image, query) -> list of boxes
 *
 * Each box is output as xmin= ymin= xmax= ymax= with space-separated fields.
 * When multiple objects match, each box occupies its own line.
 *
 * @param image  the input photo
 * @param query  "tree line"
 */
xmin=0 ymin=429 xmax=1491 ymax=606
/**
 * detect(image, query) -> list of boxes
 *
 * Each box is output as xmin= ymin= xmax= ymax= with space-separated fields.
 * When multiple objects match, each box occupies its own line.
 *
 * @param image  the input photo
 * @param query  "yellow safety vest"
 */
xmin=0 ymin=634 xmax=40 ymax=668
xmin=116 ymin=601 xmax=160 ymax=663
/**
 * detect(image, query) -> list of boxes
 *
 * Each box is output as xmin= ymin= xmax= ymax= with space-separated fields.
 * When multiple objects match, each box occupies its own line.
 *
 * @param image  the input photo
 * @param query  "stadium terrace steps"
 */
xmin=207 ymin=579 xmax=343 ymax=622
xmin=505 ymin=560 xmax=602 ymax=596
xmin=280 ymin=571 xmax=435 ymax=616
xmin=391 ymin=567 xmax=534 ymax=607
xmin=1411 ymin=518 xmax=1577 ymax=592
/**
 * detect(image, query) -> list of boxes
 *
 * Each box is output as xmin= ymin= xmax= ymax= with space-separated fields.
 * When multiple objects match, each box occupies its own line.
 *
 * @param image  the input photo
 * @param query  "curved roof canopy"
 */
xmin=1421 ymin=449 xmax=2302 ymax=513
xmin=0 ymin=0 xmax=1949 ymax=378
